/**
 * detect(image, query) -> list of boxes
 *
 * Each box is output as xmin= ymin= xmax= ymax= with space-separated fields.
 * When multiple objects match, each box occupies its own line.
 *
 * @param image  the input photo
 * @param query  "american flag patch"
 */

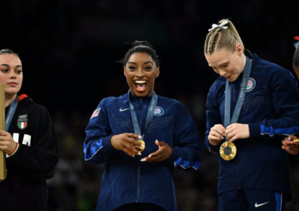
xmin=90 ymin=108 xmax=101 ymax=119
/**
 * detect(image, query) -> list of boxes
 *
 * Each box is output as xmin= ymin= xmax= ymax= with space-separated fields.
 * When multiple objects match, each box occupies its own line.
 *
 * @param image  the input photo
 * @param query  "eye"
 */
xmin=0 ymin=69 xmax=8 ymax=73
xmin=128 ymin=66 xmax=136 ymax=71
xmin=16 ymin=69 xmax=22 ymax=74
xmin=220 ymin=63 xmax=228 ymax=68
xmin=144 ymin=66 xmax=153 ymax=71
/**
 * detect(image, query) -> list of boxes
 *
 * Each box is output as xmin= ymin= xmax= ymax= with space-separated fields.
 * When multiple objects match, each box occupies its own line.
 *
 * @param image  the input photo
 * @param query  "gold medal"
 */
xmin=293 ymin=139 xmax=299 ymax=143
xmin=219 ymin=142 xmax=237 ymax=161
xmin=133 ymin=140 xmax=145 ymax=152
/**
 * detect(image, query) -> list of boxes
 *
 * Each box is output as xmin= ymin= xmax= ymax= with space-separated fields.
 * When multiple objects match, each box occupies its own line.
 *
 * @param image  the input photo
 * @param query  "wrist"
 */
xmin=8 ymin=143 xmax=19 ymax=156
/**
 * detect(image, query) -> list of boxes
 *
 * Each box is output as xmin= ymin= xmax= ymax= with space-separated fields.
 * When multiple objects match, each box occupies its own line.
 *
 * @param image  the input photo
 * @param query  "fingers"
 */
xmin=140 ymin=140 xmax=172 ymax=162
xmin=208 ymin=124 xmax=225 ymax=145
xmin=225 ymin=123 xmax=249 ymax=142
xmin=111 ymin=133 xmax=143 ymax=157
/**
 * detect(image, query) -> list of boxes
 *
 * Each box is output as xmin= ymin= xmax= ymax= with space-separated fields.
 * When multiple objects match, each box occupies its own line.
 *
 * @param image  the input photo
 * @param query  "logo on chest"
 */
xmin=154 ymin=106 xmax=164 ymax=116
xmin=246 ymin=77 xmax=256 ymax=92
xmin=17 ymin=114 xmax=28 ymax=130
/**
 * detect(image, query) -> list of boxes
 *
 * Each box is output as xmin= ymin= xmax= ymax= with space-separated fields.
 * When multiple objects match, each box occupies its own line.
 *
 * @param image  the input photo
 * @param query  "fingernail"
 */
xmin=137 ymin=152 xmax=141 ymax=156
xmin=140 ymin=158 xmax=146 ymax=162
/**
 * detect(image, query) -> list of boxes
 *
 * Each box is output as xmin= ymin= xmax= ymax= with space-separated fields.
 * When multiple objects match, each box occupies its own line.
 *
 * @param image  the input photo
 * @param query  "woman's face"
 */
xmin=205 ymin=45 xmax=245 ymax=82
xmin=124 ymin=52 xmax=159 ymax=97
xmin=0 ymin=54 xmax=23 ymax=96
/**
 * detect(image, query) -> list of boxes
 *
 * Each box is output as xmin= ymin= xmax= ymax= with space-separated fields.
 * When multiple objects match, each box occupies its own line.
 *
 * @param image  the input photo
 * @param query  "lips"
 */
xmin=8 ymin=82 xmax=17 ymax=86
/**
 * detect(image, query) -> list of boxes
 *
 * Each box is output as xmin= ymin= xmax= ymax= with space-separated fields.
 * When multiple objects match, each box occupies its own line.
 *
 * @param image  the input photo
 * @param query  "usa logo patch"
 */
xmin=246 ymin=77 xmax=256 ymax=92
xmin=154 ymin=106 xmax=164 ymax=116
xmin=18 ymin=114 xmax=28 ymax=130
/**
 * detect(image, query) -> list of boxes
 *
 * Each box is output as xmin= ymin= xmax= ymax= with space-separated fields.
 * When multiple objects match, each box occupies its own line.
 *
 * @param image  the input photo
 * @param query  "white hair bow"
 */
xmin=208 ymin=20 xmax=229 ymax=32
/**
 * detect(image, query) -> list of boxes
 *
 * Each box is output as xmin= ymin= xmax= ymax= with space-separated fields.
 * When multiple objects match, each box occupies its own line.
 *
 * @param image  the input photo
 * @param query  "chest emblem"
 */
xmin=17 ymin=114 xmax=28 ymax=130
xmin=154 ymin=106 xmax=164 ymax=116
xmin=246 ymin=77 xmax=256 ymax=92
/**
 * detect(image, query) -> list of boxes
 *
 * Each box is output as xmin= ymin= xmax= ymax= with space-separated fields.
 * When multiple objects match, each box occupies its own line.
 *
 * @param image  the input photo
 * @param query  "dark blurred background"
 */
xmin=1 ymin=0 xmax=299 ymax=210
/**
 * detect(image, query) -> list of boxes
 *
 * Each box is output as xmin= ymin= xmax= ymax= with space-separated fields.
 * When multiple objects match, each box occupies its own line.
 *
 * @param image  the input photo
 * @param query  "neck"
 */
xmin=5 ymin=93 xmax=17 ymax=108
xmin=241 ymin=54 xmax=247 ymax=71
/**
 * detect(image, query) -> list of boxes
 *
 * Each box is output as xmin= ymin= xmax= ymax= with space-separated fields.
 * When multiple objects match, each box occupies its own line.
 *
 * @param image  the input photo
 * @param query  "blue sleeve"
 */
xmin=249 ymin=70 xmax=299 ymax=137
xmin=83 ymin=99 xmax=116 ymax=164
xmin=170 ymin=102 xmax=203 ymax=170
xmin=205 ymin=83 xmax=223 ymax=153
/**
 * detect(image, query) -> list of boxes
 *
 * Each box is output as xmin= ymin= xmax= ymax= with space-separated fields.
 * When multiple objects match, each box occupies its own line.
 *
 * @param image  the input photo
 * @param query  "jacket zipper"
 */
xmin=136 ymin=165 xmax=141 ymax=202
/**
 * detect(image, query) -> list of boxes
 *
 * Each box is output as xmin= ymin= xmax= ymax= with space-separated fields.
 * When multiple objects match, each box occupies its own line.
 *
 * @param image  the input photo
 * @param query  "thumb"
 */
xmin=155 ymin=139 xmax=160 ymax=146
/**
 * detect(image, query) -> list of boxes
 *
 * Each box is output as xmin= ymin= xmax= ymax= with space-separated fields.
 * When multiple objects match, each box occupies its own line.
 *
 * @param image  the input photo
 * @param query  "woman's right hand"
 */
xmin=111 ymin=133 xmax=142 ymax=157
xmin=208 ymin=124 xmax=225 ymax=146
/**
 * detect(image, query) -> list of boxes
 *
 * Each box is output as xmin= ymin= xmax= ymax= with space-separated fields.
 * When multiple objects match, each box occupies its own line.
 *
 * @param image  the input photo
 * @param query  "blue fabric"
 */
xmin=205 ymin=53 xmax=299 ymax=198
xmin=84 ymin=93 xmax=203 ymax=211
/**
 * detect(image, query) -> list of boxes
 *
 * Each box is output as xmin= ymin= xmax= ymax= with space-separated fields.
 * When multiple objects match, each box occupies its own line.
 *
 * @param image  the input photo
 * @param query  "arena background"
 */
xmin=0 ymin=0 xmax=299 ymax=210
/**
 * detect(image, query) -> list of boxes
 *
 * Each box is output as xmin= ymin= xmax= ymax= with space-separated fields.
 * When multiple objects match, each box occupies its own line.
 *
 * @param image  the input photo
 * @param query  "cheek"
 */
xmin=0 ymin=75 xmax=7 ymax=83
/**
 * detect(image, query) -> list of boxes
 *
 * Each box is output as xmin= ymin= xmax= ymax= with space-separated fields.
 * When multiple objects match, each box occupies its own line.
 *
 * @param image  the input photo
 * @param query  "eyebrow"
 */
xmin=0 ymin=64 xmax=22 ymax=68
xmin=128 ymin=61 xmax=153 ymax=65
xmin=209 ymin=61 xmax=229 ymax=68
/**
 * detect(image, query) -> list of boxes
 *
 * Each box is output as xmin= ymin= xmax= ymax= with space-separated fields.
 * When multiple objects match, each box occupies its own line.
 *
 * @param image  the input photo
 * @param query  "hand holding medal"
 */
xmin=133 ymin=140 xmax=145 ymax=152
xmin=282 ymin=135 xmax=299 ymax=155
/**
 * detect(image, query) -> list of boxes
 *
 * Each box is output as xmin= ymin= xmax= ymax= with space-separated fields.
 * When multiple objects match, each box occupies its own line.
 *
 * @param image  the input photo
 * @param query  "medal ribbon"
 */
xmin=5 ymin=97 xmax=18 ymax=131
xmin=128 ymin=90 xmax=157 ymax=139
xmin=224 ymin=56 xmax=252 ymax=131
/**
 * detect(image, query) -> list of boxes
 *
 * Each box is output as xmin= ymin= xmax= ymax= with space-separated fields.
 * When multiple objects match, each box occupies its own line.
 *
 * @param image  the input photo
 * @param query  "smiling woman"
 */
xmin=83 ymin=41 xmax=203 ymax=211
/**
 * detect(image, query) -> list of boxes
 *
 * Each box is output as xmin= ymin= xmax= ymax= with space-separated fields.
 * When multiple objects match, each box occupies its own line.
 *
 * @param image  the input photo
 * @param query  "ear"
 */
xmin=123 ymin=67 xmax=127 ymax=77
xmin=155 ymin=68 xmax=160 ymax=78
xmin=236 ymin=44 xmax=243 ymax=56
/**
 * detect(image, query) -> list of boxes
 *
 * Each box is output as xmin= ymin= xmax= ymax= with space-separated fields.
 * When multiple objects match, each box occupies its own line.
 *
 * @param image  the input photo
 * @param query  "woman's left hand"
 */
xmin=225 ymin=123 xmax=250 ymax=142
xmin=140 ymin=140 xmax=172 ymax=162
xmin=282 ymin=135 xmax=299 ymax=155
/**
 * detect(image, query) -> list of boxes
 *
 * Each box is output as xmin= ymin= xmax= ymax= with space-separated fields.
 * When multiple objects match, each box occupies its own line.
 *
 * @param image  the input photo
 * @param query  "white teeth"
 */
xmin=135 ymin=81 xmax=146 ymax=84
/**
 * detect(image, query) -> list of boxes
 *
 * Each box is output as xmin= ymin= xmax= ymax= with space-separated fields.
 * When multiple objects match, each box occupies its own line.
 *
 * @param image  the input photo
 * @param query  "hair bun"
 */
xmin=132 ymin=40 xmax=153 ymax=49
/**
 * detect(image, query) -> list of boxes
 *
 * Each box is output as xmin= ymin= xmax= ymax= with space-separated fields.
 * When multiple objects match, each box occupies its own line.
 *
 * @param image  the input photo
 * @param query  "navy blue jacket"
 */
xmin=205 ymin=54 xmax=299 ymax=198
xmin=84 ymin=93 xmax=203 ymax=211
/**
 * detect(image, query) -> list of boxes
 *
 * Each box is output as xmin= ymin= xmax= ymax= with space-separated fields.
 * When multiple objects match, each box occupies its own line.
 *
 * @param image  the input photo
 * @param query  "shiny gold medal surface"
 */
xmin=219 ymin=142 xmax=237 ymax=161
xmin=293 ymin=139 xmax=299 ymax=143
xmin=133 ymin=140 xmax=145 ymax=152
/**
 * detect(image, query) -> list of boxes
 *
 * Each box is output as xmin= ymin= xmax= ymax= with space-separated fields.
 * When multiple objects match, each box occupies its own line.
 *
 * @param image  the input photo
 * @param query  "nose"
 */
xmin=218 ymin=69 xmax=226 ymax=77
xmin=9 ymin=70 xmax=17 ymax=79
xmin=135 ymin=68 xmax=145 ymax=77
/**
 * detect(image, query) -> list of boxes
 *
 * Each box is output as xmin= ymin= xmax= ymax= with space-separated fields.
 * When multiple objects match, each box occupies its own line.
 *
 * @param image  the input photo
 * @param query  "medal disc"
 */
xmin=134 ymin=140 xmax=145 ymax=152
xmin=219 ymin=142 xmax=237 ymax=161
xmin=293 ymin=139 xmax=299 ymax=143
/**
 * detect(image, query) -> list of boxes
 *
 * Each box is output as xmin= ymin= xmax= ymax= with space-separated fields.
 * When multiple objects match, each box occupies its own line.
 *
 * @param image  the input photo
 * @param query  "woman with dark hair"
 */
xmin=83 ymin=41 xmax=203 ymax=211
xmin=0 ymin=49 xmax=59 ymax=211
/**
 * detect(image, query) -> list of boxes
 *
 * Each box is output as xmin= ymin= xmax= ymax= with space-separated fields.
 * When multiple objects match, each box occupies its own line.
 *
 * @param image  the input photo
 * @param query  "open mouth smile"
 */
xmin=135 ymin=80 xmax=147 ymax=92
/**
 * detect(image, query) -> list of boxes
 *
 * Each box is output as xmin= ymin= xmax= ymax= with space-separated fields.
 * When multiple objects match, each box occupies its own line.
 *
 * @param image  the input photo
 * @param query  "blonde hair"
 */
xmin=204 ymin=19 xmax=244 ymax=55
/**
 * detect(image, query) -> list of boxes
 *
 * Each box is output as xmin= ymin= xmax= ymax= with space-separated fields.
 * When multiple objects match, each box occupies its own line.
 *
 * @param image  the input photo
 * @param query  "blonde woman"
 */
xmin=204 ymin=19 xmax=299 ymax=210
